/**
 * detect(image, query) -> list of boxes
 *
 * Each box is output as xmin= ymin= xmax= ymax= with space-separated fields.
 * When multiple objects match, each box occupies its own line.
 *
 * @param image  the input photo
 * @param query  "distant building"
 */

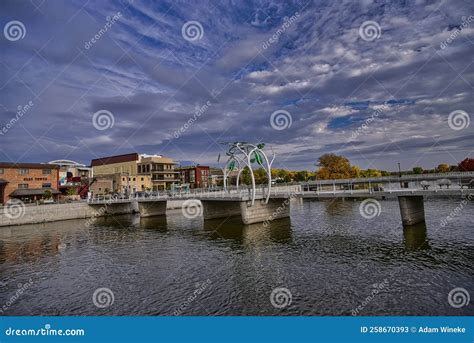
xmin=177 ymin=165 xmax=210 ymax=189
xmin=48 ymin=159 xmax=93 ymax=197
xmin=0 ymin=162 xmax=60 ymax=204
xmin=91 ymin=153 xmax=179 ymax=192
xmin=89 ymin=176 xmax=114 ymax=196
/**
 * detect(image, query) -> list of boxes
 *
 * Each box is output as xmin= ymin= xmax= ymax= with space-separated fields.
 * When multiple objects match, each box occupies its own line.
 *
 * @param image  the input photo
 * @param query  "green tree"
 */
xmin=361 ymin=169 xmax=382 ymax=178
xmin=43 ymin=189 xmax=52 ymax=199
xmin=67 ymin=188 xmax=77 ymax=196
xmin=412 ymin=167 xmax=423 ymax=174
xmin=294 ymin=170 xmax=310 ymax=182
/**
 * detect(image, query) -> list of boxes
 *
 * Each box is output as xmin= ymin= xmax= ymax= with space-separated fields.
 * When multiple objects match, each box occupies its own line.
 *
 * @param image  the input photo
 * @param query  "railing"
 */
xmin=304 ymin=171 xmax=474 ymax=186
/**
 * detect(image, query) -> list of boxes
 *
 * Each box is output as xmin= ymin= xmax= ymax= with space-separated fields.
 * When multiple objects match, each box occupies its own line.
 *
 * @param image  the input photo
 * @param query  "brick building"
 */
xmin=0 ymin=162 xmax=60 ymax=204
xmin=177 ymin=165 xmax=210 ymax=189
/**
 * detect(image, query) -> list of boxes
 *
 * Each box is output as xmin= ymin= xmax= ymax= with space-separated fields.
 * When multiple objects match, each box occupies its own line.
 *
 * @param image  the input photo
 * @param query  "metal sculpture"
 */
xmin=218 ymin=142 xmax=275 ymax=205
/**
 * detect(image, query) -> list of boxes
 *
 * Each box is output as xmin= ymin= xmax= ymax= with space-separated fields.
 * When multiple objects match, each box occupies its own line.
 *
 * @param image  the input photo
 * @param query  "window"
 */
xmin=122 ymin=177 xmax=126 ymax=181
xmin=19 ymin=168 xmax=29 ymax=175
xmin=18 ymin=184 xmax=29 ymax=189
xmin=141 ymin=177 xmax=144 ymax=181
xmin=42 ymin=183 xmax=51 ymax=188
xmin=0 ymin=168 xmax=3 ymax=174
xmin=133 ymin=178 xmax=136 ymax=181
xmin=115 ymin=167 xmax=119 ymax=173
xmin=42 ymin=169 xmax=52 ymax=175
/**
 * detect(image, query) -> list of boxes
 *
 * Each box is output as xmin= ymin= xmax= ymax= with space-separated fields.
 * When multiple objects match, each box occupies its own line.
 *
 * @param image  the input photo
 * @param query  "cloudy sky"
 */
xmin=1 ymin=0 xmax=473 ymax=171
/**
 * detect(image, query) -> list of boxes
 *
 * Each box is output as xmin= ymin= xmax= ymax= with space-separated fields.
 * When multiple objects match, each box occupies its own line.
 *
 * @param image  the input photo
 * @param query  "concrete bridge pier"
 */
xmin=201 ymin=198 xmax=291 ymax=225
xmin=398 ymin=195 xmax=425 ymax=226
xmin=89 ymin=202 xmax=133 ymax=215
xmin=137 ymin=200 xmax=167 ymax=217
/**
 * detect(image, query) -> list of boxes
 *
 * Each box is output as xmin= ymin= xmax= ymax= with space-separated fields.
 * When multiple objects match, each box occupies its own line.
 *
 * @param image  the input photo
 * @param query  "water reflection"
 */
xmin=202 ymin=217 xmax=293 ymax=247
xmin=403 ymin=222 xmax=430 ymax=250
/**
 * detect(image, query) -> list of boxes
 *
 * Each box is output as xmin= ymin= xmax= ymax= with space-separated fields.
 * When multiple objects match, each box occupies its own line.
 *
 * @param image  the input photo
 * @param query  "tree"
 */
xmin=458 ymin=158 xmax=474 ymax=171
xmin=67 ymin=188 xmax=77 ymax=196
xmin=294 ymin=170 xmax=310 ymax=182
xmin=436 ymin=163 xmax=450 ymax=173
xmin=316 ymin=154 xmax=353 ymax=179
xmin=43 ymin=189 xmax=52 ymax=199
xmin=361 ymin=169 xmax=382 ymax=178
xmin=413 ymin=167 xmax=423 ymax=174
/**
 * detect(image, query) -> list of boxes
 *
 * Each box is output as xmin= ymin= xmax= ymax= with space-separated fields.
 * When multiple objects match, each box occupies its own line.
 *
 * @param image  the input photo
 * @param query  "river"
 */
xmin=0 ymin=197 xmax=472 ymax=315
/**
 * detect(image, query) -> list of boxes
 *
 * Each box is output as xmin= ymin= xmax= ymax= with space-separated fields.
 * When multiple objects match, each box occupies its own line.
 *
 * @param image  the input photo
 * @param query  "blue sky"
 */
xmin=0 ymin=0 xmax=473 ymax=171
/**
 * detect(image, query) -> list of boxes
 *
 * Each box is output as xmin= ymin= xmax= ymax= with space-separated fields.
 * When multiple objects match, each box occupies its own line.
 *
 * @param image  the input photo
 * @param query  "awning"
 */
xmin=9 ymin=188 xmax=61 ymax=197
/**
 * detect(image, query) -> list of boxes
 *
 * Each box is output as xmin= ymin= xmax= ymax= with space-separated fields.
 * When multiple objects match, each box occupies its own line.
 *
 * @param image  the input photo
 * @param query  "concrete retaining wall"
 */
xmin=0 ymin=202 xmax=133 ymax=227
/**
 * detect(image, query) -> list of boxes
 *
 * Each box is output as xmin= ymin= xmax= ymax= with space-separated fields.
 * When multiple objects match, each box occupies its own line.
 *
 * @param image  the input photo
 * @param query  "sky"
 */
xmin=0 ymin=0 xmax=473 ymax=171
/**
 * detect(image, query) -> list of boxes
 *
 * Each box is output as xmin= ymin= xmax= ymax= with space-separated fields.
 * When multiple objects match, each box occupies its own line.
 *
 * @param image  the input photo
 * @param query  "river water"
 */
xmin=0 ymin=197 xmax=472 ymax=316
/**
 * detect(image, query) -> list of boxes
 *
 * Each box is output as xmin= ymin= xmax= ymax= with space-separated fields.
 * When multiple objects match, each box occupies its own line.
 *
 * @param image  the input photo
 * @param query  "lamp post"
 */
xmin=398 ymin=162 xmax=402 ymax=188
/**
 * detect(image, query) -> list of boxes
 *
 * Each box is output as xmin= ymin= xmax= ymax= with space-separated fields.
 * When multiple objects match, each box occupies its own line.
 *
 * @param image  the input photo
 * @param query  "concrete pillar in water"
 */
xmin=398 ymin=195 xmax=425 ymax=226
xmin=201 ymin=198 xmax=291 ymax=225
xmin=137 ymin=200 xmax=167 ymax=217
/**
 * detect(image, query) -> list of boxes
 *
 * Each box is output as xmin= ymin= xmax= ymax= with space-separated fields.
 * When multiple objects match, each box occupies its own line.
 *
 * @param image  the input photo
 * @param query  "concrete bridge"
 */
xmin=87 ymin=184 xmax=473 ymax=227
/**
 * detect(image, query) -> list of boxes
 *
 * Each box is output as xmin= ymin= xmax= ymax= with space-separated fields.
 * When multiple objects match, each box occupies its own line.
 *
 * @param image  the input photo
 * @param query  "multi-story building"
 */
xmin=177 ymin=165 xmax=210 ymax=189
xmin=0 ymin=162 xmax=60 ymax=204
xmin=91 ymin=153 xmax=179 ymax=193
xmin=137 ymin=155 xmax=180 ymax=190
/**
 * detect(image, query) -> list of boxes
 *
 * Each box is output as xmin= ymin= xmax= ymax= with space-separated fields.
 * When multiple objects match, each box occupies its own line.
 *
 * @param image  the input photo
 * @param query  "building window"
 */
xmin=19 ymin=168 xmax=29 ymax=175
xmin=141 ymin=177 xmax=144 ymax=181
xmin=122 ymin=177 xmax=126 ymax=181
xmin=115 ymin=168 xmax=119 ymax=173
xmin=0 ymin=168 xmax=3 ymax=174
xmin=18 ymin=184 xmax=29 ymax=189
xmin=133 ymin=178 xmax=136 ymax=181
xmin=42 ymin=169 xmax=52 ymax=175
xmin=42 ymin=183 xmax=51 ymax=188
